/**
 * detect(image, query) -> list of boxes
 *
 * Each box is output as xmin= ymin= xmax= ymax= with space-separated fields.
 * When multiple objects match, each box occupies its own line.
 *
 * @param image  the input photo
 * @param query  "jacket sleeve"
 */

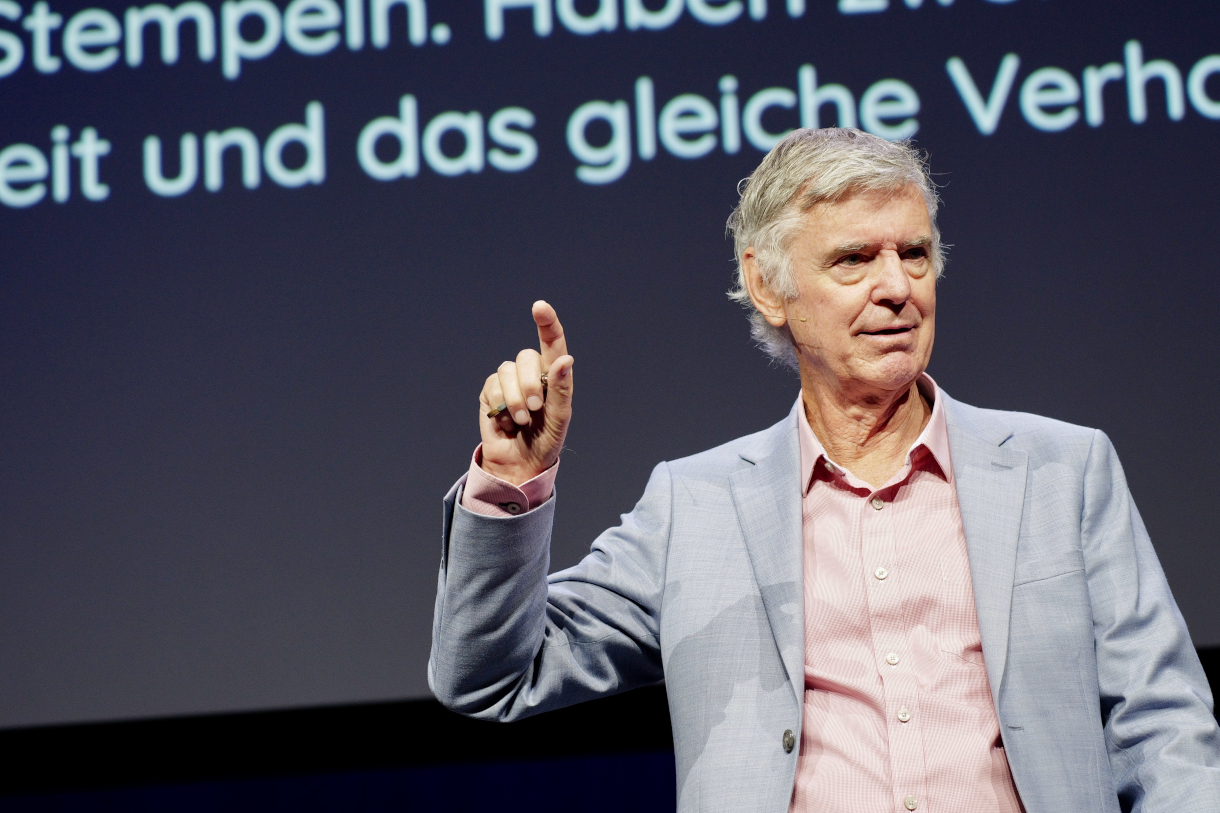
xmin=1083 ymin=430 xmax=1220 ymax=811
xmin=427 ymin=461 xmax=672 ymax=721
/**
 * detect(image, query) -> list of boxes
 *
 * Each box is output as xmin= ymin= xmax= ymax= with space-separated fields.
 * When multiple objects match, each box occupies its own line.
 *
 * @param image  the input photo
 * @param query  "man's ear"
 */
xmin=742 ymin=248 xmax=790 ymax=327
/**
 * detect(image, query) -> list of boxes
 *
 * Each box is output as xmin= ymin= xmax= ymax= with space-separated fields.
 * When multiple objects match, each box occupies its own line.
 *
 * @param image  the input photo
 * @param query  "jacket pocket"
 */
xmin=1014 ymin=548 xmax=1085 ymax=586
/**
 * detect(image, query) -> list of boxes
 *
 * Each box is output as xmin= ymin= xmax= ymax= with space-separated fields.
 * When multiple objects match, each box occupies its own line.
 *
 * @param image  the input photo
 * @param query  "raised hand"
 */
xmin=477 ymin=301 xmax=574 ymax=486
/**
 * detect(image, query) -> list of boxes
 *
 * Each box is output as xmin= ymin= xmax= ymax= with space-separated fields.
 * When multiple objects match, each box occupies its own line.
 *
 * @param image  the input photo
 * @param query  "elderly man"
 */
xmin=428 ymin=128 xmax=1220 ymax=812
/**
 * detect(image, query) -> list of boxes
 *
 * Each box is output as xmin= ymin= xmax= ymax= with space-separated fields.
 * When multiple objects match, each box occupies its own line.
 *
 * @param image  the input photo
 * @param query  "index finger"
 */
xmin=532 ymin=300 xmax=568 ymax=368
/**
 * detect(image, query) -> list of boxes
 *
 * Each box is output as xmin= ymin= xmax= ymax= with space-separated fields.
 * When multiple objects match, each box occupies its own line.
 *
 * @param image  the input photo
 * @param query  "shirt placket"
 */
xmin=861 ymin=478 xmax=930 ymax=813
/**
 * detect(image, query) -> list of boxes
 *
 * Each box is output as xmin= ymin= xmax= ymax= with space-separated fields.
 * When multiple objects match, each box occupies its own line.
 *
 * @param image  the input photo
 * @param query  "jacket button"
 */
xmin=782 ymin=729 xmax=795 ymax=753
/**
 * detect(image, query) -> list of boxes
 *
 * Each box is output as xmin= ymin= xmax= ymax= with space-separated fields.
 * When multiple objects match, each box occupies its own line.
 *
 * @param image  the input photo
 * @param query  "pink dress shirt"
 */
xmin=792 ymin=375 xmax=1022 ymax=813
xmin=462 ymin=375 xmax=1023 ymax=812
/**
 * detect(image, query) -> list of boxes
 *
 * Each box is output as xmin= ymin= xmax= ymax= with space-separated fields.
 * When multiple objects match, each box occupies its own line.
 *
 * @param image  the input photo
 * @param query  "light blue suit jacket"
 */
xmin=429 ymin=393 xmax=1220 ymax=812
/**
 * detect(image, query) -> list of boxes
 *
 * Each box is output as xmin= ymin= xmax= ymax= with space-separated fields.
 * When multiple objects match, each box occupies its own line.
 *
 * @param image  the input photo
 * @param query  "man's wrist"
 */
xmin=479 ymin=460 xmax=541 ymax=487
xmin=461 ymin=445 xmax=559 ymax=518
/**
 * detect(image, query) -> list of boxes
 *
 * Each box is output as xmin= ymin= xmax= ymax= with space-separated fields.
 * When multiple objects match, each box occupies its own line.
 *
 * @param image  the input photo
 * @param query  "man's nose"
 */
xmin=871 ymin=250 xmax=912 ymax=307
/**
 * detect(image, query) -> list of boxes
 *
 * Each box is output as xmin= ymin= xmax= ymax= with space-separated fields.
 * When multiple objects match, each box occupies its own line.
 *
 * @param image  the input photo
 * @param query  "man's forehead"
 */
xmin=799 ymin=185 xmax=932 ymax=247
xmin=803 ymin=182 xmax=927 ymax=216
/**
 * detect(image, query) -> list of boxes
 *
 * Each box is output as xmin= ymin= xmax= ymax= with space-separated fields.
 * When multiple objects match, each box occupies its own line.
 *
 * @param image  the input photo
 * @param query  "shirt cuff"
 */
xmin=460 ymin=444 xmax=559 ymax=518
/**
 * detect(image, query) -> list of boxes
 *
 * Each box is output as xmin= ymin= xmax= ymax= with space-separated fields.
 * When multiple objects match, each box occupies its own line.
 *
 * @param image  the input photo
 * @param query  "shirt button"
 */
xmin=905 ymin=796 xmax=919 ymax=811
xmin=874 ymin=566 xmax=889 ymax=580
xmin=898 ymin=707 xmax=911 ymax=722
xmin=782 ymin=729 xmax=795 ymax=753
xmin=870 ymin=497 xmax=885 ymax=510
xmin=500 ymin=501 xmax=523 ymax=515
xmin=824 ymin=461 xmax=836 ymax=473
xmin=885 ymin=652 xmax=900 ymax=666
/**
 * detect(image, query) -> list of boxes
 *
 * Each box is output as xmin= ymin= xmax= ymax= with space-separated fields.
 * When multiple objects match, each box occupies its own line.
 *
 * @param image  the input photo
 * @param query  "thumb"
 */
xmin=542 ymin=355 xmax=574 ymax=439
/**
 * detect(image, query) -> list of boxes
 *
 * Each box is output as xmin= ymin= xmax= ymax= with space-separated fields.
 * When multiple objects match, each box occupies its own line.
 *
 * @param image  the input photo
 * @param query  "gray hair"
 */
xmin=726 ymin=128 xmax=944 ymax=371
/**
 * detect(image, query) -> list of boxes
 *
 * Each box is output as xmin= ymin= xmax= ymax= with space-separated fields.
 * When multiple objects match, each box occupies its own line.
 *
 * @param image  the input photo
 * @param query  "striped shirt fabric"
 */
xmin=790 ymin=375 xmax=1023 ymax=813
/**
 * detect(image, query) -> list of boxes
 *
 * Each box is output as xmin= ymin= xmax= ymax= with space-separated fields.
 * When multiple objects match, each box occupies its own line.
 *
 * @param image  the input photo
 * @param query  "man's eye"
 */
xmin=840 ymin=254 xmax=864 ymax=266
xmin=903 ymin=247 xmax=928 ymax=260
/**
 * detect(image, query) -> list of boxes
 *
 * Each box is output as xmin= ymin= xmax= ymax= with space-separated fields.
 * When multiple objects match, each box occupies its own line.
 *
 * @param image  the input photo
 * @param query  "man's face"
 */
xmin=779 ymin=184 xmax=937 ymax=397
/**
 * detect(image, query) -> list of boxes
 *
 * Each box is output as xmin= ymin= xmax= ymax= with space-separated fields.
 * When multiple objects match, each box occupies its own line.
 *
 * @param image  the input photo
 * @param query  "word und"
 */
xmin=143 ymin=101 xmax=325 ymax=195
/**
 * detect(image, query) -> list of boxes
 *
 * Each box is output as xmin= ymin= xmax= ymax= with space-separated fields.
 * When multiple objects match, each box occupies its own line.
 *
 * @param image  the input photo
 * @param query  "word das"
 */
xmin=144 ymin=101 xmax=325 ymax=195
xmin=565 ymin=65 xmax=919 ymax=183
xmin=948 ymin=40 xmax=1220 ymax=135
xmin=356 ymin=95 xmax=537 ymax=179
xmin=0 ymin=0 xmax=448 ymax=81
xmin=0 ymin=125 xmax=109 ymax=207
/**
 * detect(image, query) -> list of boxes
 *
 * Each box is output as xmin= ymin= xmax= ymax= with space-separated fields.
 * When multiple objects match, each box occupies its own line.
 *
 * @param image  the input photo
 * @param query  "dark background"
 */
xmin=2 ymin=0 xmax=1218 ymax=731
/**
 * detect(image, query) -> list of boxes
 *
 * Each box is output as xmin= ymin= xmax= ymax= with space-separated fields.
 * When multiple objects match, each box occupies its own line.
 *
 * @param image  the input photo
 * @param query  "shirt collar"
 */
xmin=797 ymin=373 xmax=953 ymax=495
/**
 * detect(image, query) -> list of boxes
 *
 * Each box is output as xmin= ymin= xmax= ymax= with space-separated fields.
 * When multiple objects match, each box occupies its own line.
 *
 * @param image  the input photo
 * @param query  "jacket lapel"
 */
xmin=729 ymin=402 xmax=806 ymax=706
xmin=943 ymin=395 xmax=1028 ymax=701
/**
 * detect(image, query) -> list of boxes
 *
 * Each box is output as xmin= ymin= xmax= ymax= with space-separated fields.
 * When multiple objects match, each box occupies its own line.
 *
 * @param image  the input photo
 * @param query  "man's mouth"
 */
xmin=861 ymin=326 xmax=914 ymax=336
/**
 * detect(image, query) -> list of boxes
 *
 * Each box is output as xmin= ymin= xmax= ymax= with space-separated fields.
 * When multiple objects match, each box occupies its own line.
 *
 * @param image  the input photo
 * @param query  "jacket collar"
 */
xmin=732 ymin=400 xmax=810 ymax=703
xmin=942 ymin=393 xmax=1027 ymax=702
xmin=730 ymin=400 xmax=807 ymax=704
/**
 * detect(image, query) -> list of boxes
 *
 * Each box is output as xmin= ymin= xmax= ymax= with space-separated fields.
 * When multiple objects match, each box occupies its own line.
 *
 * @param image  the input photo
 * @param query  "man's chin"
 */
xmin=854 ymin=356 xmax=926 ymax=394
